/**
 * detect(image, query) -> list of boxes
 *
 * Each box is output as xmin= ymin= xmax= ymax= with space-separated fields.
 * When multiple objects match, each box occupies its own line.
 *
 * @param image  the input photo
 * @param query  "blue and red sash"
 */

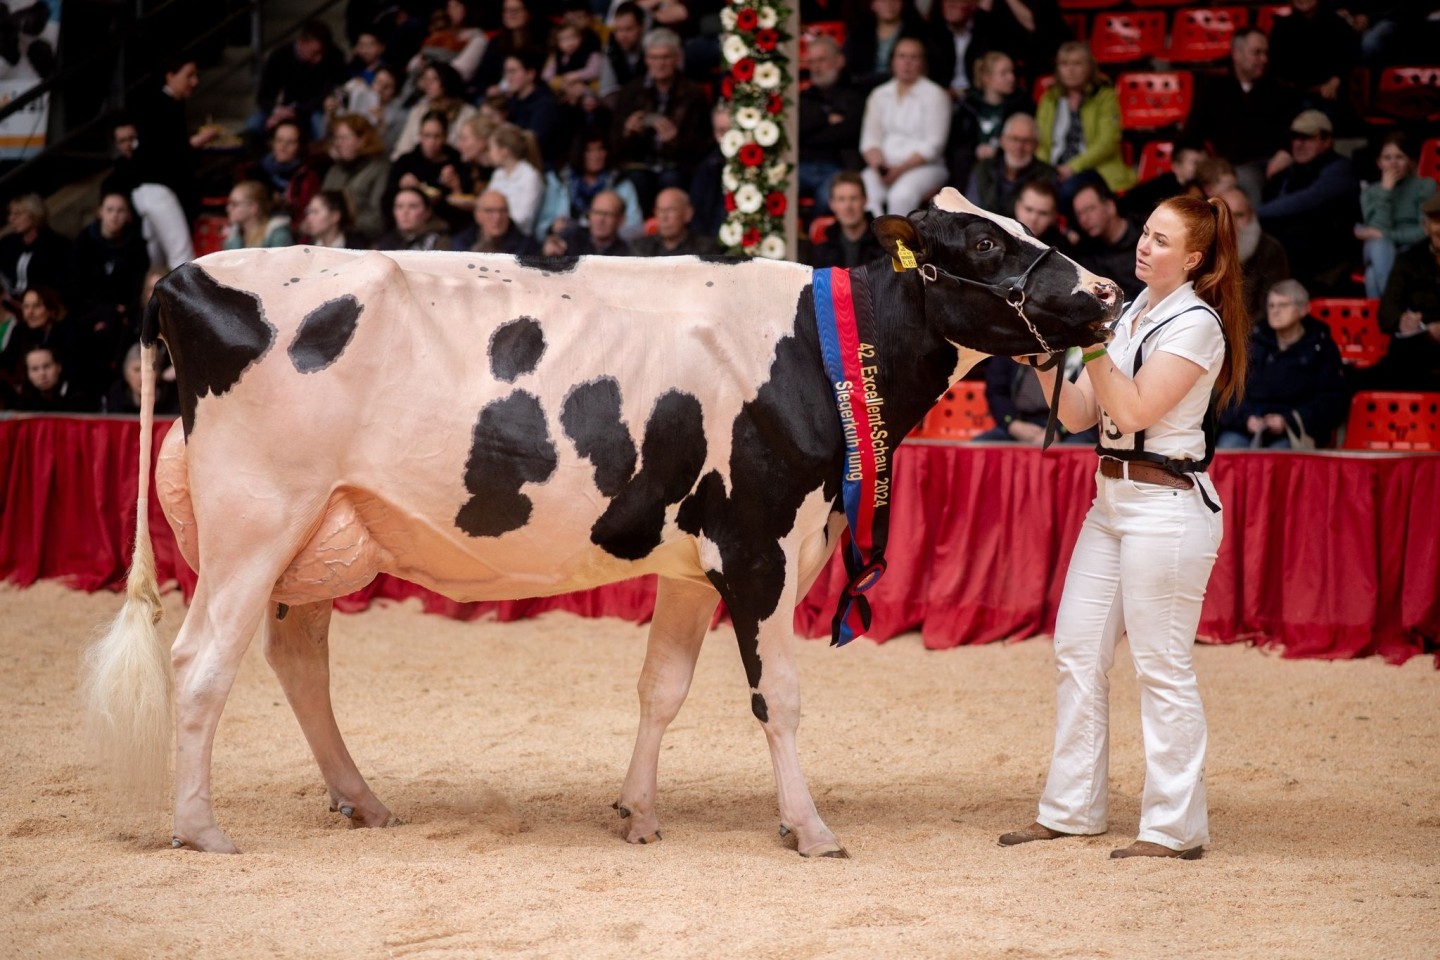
xmin=813 ymin=267 xmax=893 ymax=646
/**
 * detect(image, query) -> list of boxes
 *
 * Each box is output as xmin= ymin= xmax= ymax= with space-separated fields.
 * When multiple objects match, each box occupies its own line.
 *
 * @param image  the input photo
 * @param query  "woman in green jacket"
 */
xmin=1036 ymin=42 xmax=1136 ymax=215
xmin=1356 ymin=131 xmax=1437 ymax=298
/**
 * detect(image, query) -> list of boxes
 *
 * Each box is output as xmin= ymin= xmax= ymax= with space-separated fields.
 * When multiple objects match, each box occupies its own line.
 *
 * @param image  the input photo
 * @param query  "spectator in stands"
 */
xmin=1035 ymin=41 xmax=1134 ymax=217
xmin=966 ymin=113 xmax=1054 ymax=219
xmin=128 ymin=56 xmax=218 ymax=221
xmin=322 ymin=115 xmax=393 ymax=240
xmin=486 ymin=123 xmax=546 ymax=237
xmin=543 ymin=19 xmax=603 ymax=104
xmin=536 ymin=129 xmax=643 ymax=240
xmin=807 ymin=173 xmax=884 ymax=269
xmin=1266 ymin=0 xmax=1360 ymax=118
xmin=1375 ymin=193 xmax=1440 ymax=390
xmin=223 ymin=181 xmax=294 ymax=250
xmin=689 ymin=102 xmax=730 ymax=239
xmin=1218 ymin=187 xmax=1290 ymax=327
xmin=102 ymin=342 xmax=178 ymax=415
xmin=346 ymin=29 xmax=389 ymax=88
xmin=1070 ymin=180 xmax=1141 ymax=301
xmin=1258 ymin=109 xmax=1359 ymax=294
xmin=1196 ymin=156 xmax=1239 ymax=200
xmin=104 ymin=118 xmax=194 ymax=271
xmin=474 ymin=0 xmax=550 ymax=98
xmin=504 ymin=49 xmax=570 ymax=168
xmin=1119 ymin=141 xmax=1207 ymax=227
xmin=300 ymin=191 xmax=359 ymax=248
xmin=369 ymin=67 xmax=410 ymax=156
xmin=252 ymin=20 xmax=348 ymax=143
xmin=12 ymin=345 xmax=91 ymax=413
xmin=1184 ymin=28 xmax=1301 ymax=206
xmin=925 ymin=0 xmax=978 ymax=97
xmin=859 ymin=38 xmax=951 ymax=217
xmin=969 ymin=0 xmax=1067 ymax=88
xmin=0 ymin=194 xmax=71 ymax=310
xmin=450 ymin=190 xmax=541 ymax=254
xmin=70 ymin=191 xmax=151 ymax=367
xmin=598 ymin=2 xmax=646 ymax=101
xmin=798 ymin=35 xmax=864 ymax=218
xmin=1356 ymin=132 xmax=1437 ymax=300
xmin=542 ymin=189 xmax=632 ymax=256
xmin=1013 ymin=178 xmax=1069 ymax=250
xmin=631 ymin=187 xmax=717 ymax=256
xmin=1217 ymin=279 xmax=1346 ymax=448
xmin=407 ymin=0 xmax=489 ymax=85
xmin=246 ymin=120 xmax=323 ymax=228
xmin=947 ymin=50 xmax=1029 ymax=194
xmin=1 ymin=287 xmax=87 ymax=395
xmin=975 ymin=351 xmax=1098 ymax=445
xmin=393 ymin=62 xmax=479 ymax=160
xmin=845 ymin=0 xmax=926 ymax=94
xmin=612 ymin=29 xmax=714 ymax=217
xmin=372 ymin=186 xmax=447 ymax=251
xmin=388 ymin=110 xmax=463 ymax=229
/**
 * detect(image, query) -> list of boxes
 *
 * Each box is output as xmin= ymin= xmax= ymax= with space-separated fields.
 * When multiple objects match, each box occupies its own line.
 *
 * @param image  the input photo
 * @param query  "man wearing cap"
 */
xmin=1258 ymin=109 xmax=1359 ymax=294
xmin=1375 ymin=193 xmax=1440 ymax=389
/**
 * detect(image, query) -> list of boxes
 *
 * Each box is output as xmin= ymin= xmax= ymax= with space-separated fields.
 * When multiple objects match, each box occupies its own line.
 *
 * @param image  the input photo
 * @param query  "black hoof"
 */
xmin=170 ymin=837 xmax=185 ymax=849
xmin=778 ymin=823 xmax=792 ymax=838
xmin=339 ymin=805 xmax=354 ymax=819
xmin=612 ymin=801 xmax=631 ymax=819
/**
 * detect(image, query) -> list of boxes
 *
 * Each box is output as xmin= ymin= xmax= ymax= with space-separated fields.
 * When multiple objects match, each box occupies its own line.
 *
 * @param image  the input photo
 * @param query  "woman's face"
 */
xmin=1135 ymin=206 xmax=1198 ymax=288
xmin=419 ymin=68 xmax=442 ymax=100
xmin=373 ymin=70 xmax=397 ymax=103
xmin=557 ymin=27 xmax=581 ymax=56
xmin=871 ymin=0 xmax=902 ymax=24
xmin=583 ymin=139 xmax=607 ymax=174
xmin=271 ymin=124 xmax=301 ymax=165
xmin=982 ymin=56 xmax=1016 ymax=96
xmin=456 ymin=124 xmax=483 ymax=162
xmin=447 ymin=0 xmax=467 ymax=27
xmin=419 ymin=119 xmax=446 ymax=160
xmin=488 ymin=136 xmax=511 ymax=166
xmin=1056 ymin=52 xmax=1090 ymax=91
xmin=226 ymin=189 xmax=258 ymax=225
xmin=393 ymin=191 xmax=429 ymax=233
xmin=331 ymin=123 xmax=360 ymax=161
xmin=304 ymin=197 xmax=339 ymax=238
xmin=98 ymin=195 xmax=131 ymax=238
xmin=1377 ymin=143 xmax=1413 ymax=178
xmin=20 ymin=290 xmax=51 ymax=329
xmin=7 ymin=204 xmax=36 ymax=236
xmin=501 ymin=0 xmax=528 ymax=30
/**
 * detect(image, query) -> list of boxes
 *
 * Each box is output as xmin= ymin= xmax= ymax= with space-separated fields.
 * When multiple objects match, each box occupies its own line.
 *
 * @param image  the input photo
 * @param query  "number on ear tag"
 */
xmin=893 ymin=239 xmax=918 ymax=271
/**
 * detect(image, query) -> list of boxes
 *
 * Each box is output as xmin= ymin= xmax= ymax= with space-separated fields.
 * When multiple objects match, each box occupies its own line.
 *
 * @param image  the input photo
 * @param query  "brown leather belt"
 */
xmin=1099 ymin=458 xmax=1194 ymax=489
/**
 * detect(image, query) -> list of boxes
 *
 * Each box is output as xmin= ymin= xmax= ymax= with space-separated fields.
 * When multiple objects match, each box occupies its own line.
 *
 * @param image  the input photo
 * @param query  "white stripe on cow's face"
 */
xmin=931 ymin=187 xmax=1048 ymax=252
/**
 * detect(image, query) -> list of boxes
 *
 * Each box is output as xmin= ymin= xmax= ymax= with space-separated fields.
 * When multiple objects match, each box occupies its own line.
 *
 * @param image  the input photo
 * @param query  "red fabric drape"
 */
xmin=2 ymin=415 xmax=1435 ymax=664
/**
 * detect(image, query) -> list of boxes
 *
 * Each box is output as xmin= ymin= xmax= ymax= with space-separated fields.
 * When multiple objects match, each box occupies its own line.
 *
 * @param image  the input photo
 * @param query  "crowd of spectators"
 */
xmin=0 ymin=0 xmax=1436 ymax=423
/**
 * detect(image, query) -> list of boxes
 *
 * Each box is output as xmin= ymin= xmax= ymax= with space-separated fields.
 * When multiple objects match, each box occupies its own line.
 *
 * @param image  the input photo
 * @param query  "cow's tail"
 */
xmin=83 ymin=302 xmax=172 ymax=811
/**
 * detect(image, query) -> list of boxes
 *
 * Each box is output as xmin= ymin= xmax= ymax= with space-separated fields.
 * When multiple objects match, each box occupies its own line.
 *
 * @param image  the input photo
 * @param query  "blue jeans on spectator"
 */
xmin=1364 ymin=236 xmax=1398 ymax=299
xmin=798 ymin=161 xmax=841 ymax=217
xmin=1217 ymin=430 xmax=1291 ymax=450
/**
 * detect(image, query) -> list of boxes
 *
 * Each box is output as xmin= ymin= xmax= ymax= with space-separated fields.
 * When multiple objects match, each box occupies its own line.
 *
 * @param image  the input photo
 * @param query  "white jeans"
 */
xmin=861 ymin=163 xmax=950 ymax=217
xmin=1037 ymin=466 xmax=1223 ymax=850
xmin=131 ymin=183 xmax=195 ymax=270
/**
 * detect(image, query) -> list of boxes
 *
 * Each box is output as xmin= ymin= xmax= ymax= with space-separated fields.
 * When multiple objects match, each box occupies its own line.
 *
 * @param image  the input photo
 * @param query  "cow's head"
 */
xmin=873 ymin=187 xmax=1121 ymax=356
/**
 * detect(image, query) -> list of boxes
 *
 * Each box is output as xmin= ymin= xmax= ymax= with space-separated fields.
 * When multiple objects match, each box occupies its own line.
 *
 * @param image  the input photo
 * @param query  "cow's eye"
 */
xmin=975 ymin=238 xmax=996 ymax=253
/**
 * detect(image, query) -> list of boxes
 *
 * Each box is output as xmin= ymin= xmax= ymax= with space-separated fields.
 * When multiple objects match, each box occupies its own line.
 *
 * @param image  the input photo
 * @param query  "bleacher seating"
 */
xmin=1137 ymin=140 xmax=1174 ymax=181
xmin=911 ymin=381 xmax=995 ymax=441
xmin=1311 ymin=298 xmax=1388 ymax=369
xmin=1342 ymin=392 xmax=1440 ymax=452
xmin=1418 ymin=138 xmax=1440 ymax=182
xmin=1089 ymin=12 xmax=1167 ymax=64
xmin=1164 ymin=7 xmax=1246 ymax=63
xmin=1371 ymin=66 xmax=1440 ymax=123
xmin=1117 ymin=71 xmax=1194 ymax=129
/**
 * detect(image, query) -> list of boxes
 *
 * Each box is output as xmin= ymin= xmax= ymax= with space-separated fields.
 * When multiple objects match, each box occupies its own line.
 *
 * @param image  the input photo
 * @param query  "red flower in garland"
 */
xmin=742 ymin=227 xmax=761 ymax=247
xmin=722 ymin=76 xmax=735 ymax=99
xmin=732 ymin=58 xmax=755 ymax=82
xmin=735 ymin=7 xmax=758 ymax=30
xmin=724 ymin=192 xmax=738 ymax=212
xmin=755 ymin=28 xmax=779 ymax=52
xmin=738 ymin=143 xmax=765 ymax=167
xmin=766 ymin=94 xmax=783 ymax=115
xmin=765 ymin=192 xmax=786 ymax=216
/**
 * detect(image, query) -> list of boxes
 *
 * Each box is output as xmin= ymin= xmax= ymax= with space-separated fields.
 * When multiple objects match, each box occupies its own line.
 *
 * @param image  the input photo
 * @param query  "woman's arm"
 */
xmin=1082 ymin=350 xmax=1207 ymax=435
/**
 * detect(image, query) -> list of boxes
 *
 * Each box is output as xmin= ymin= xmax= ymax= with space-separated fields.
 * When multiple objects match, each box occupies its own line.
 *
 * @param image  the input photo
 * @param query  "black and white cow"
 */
xmin=86 ymin=188 xmax=1120 ymax=857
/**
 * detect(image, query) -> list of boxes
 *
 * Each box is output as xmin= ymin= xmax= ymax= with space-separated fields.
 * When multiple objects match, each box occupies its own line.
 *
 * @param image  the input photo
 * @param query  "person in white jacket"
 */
xmin=858 ymin=38 xmax=951 ymax=217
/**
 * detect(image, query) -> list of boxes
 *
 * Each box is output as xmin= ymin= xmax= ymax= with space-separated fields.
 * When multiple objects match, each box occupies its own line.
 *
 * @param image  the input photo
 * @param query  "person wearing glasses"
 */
xmin=448 ymin=191 xmax=540 ymax=256
xmin=1257 ymin=109 xmax=1359 ymax=295
xmin=965 ymin=113 xmax=1054 ymax=220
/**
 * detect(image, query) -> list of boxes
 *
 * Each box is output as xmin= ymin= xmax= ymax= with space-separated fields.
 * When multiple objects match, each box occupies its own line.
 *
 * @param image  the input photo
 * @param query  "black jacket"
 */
xmin=1220 ymin=316 xmax=1347 ymax=443
xmin=798 ymin=79 xmax=865 ymax=170
xmin=808 ymin=219 xmax=884 ymax=270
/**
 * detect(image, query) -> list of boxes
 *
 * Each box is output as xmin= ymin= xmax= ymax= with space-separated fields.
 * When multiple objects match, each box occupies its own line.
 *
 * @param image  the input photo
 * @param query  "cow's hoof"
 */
xmin=332 ymin=800 xmax=399 ymax=828
xmin=780 ymin=823 xmax=848 ymax=859
xmin=612 ymin=801 xmax=631 ymax=819
xmin=800 ymin=845 xmax=850 ymax=859
xmin=625 ymin=829 xmax=662 ymax=845
xmin=170 ymin=827 xmax=239 ymax=854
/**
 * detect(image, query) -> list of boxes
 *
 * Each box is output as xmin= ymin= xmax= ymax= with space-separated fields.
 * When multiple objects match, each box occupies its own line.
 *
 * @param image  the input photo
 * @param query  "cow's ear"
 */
xmin=872 ymin=215 xmax=926 ymax=272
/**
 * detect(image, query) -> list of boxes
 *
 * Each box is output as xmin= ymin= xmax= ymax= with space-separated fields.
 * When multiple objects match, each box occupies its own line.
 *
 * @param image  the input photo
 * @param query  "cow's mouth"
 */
xmin=1090 ymin=317 xmax=1117 ymax=341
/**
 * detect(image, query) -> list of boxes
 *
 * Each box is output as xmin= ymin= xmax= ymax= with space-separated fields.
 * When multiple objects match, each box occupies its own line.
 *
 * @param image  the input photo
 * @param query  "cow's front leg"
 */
xmin=614 ymin=577 xmax=719 ymax=844
xmin=726 ymin=562 xmax=847 ymax=859
xmin=262 ymin=600 xmax=398 ymax=830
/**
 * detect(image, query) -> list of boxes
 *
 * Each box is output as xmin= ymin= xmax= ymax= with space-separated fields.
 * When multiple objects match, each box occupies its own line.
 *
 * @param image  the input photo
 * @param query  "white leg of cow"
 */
xmin=262 ymin=600 xmax=398 ymax=830
xmin=614 ymin=576 xmax=719 ymax=845
xmin=169 ymin=573 xmax=276 ymax=853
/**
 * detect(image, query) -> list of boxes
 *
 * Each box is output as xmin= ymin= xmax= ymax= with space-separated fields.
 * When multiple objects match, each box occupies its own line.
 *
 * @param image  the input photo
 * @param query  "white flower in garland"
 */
xmin=734 ymin=105 xmax=763 ymax=130
xmin=722 ymin=165 xmax=740 ymax=192
xmin=719 ymin=220 xmax=743 ymax=248
xmin=734 ymin=183 xmax=764 ymax=214
xmin=758 ymin=234 xmax=786 ymax=259
xmin=722 ymin=34 xmax=749 ymax=65
xmin=757 ymin=6 xmax=777 ymax=29
xmin=754 ymin=62 xmax=782 ymax=90
xmin=720 ymin=128 xmax=747 ymax=159
xmin=766 ymin=161 xmax=788 ymax=185
xmin=720 ymin=6 xmax=737 ymax=29
xmin=753 ymin=119 xmax=780 ymax=147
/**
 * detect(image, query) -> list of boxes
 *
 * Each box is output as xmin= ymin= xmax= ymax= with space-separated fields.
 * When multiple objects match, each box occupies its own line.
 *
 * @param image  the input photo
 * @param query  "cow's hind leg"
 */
xmin=262 ymin=600 xmax=398 ymax=830
xmin=614 ymin=577 xmax=719 ymax=844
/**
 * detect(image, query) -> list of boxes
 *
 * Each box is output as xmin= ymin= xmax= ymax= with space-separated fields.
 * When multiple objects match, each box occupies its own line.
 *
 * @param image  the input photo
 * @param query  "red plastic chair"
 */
xmin=1417 ymin=137 xmax=1440 ymax=182
xmin=805 ymin=20 xmax=845 ymax=46
xmin=192 ymin=215 xmax=228 ymax=257
xmin=1089 ymin=11 xmax=1166 ymax=64
xmin=1032 ymin=73 xmax=1056 ymax=104
xmin=1371 ymin=66 xmax=1440 ymax=122
xmin=1137 ymin=140 xmax=1174 ymax=181
xmin=644 ymin=216 xmax=658 ymax=236
xmin=1255 ymin=4 xmax=1291 ymax=36
xmin=1057 ymin=0 xmax=1120 ymax=9
xmin=911 ymin=381 xmax=995 ymax=441
xmin=1116 ymin=71 xmax=1194 ymax=129
xmin=1165 ymin=7 xmax=1247 ymax=63
xmin=1342 ymin=391 xmax=1440 ymax=452
xmin=1310 ymin=298 xmax=1388 ymax=369
xmin=808 ymin=215 xmax=834 ymax=246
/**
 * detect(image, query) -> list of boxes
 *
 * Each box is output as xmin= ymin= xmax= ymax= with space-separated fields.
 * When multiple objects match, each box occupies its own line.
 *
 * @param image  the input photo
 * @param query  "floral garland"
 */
xmin=717 ymin=0 xmax=793 ymax=259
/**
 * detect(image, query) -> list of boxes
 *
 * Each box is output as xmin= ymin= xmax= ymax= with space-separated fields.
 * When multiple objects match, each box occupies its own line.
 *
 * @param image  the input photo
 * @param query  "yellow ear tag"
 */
xmin=892 ymin=239 xmax=918 ymax=272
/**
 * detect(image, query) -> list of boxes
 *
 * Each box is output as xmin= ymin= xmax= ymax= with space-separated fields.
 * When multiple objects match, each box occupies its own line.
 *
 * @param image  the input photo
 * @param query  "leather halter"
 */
xmin=918 ymin=246 xmax=1057 ymax=354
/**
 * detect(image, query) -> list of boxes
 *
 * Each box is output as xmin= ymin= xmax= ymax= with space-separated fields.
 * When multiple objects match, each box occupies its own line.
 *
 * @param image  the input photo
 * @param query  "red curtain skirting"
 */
xmin=2 ymin=415 xmax=1436 ymax=665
